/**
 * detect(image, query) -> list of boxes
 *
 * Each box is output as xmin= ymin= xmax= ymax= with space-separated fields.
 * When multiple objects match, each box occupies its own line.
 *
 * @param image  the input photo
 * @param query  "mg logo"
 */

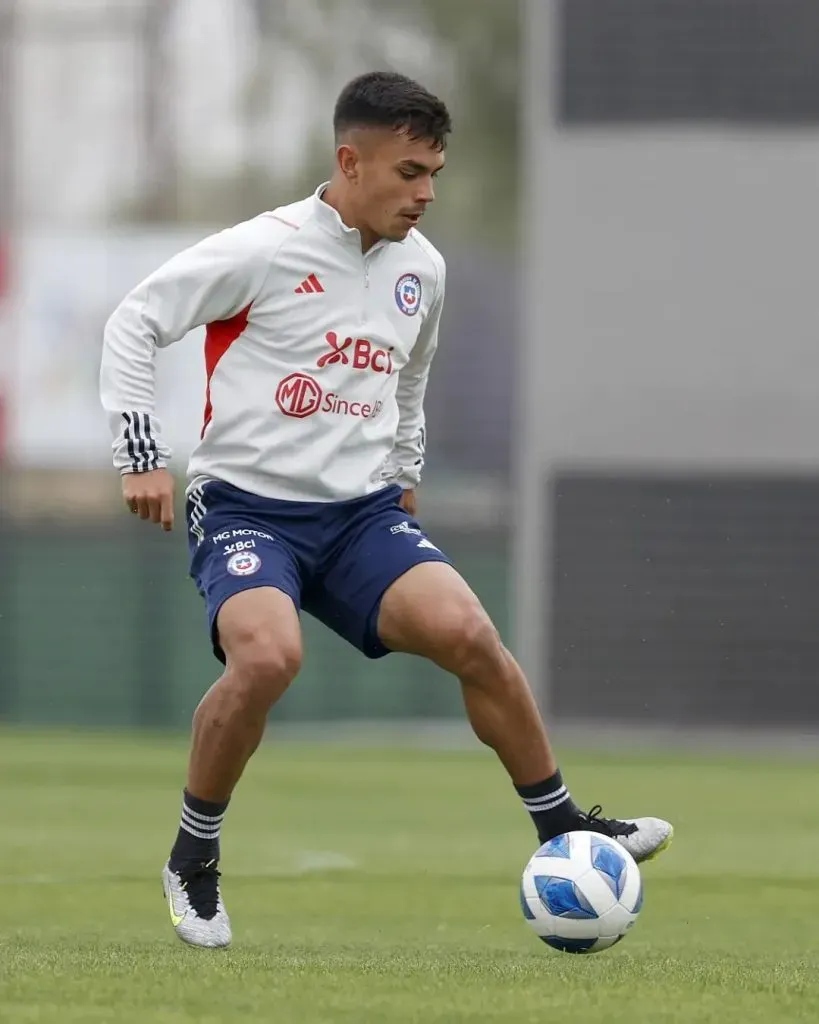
xmin=275 ymin=372 xmax=322 ymax=418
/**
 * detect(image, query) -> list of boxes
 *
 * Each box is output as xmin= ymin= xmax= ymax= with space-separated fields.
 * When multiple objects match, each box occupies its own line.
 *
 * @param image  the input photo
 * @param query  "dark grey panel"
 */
xmin=549 ymin=473 xmax=819 ymax=726
xmin=559 ymin=0 xmax=819 ymax=125
xmin=423 ymin=248 xmax=515 ymax=478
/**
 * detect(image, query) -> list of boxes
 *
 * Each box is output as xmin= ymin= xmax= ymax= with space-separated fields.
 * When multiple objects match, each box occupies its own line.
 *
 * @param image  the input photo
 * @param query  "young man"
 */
xmin=100 ymin=71 xmax=672 ymax=949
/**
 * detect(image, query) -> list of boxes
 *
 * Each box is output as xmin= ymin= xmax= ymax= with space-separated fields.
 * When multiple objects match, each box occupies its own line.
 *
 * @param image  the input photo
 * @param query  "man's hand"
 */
xmin=122 ymin=468 xmax=175 ymax=531
xmin=399 ymin=488 xmax=417 ymax=518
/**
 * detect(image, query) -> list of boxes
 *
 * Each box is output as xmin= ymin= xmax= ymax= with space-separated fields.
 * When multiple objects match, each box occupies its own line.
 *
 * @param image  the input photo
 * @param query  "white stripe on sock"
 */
xmin=182 ymin=805 xmax=225 ymax=825
xmin=181 ymin=822 xmax=220 ymax=839
xmin=523 ymin=790 xmax=571 ymax=812
xmin=523 ymin=784 xmax=566 ymax=803
xmin=181 ymin=815 xmax=221 ymax=835
xmin=180 ymin=821 xmax=222 ymax=841
xmin=522 ymin=784 xmax=567 ymax=804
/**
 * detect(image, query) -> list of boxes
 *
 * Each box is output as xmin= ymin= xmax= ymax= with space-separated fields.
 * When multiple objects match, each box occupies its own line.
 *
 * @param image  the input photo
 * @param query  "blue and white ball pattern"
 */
xmin=520 ymin=831 xmax=643 ymax=954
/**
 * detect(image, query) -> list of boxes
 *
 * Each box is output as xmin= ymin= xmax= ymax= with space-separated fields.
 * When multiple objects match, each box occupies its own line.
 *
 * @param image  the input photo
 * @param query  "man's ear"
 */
xmin=336 ymin=142 xmax=360 ymax=184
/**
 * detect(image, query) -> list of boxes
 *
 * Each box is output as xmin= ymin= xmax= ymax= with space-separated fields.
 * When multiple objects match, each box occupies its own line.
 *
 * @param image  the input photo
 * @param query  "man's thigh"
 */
xmin=303 ymin=485 xmax=452 ymax=658
xmin=375 ymin=561 xmax=495 ymax=668
xmin=187 ymin=482 xmax=303 ymax=663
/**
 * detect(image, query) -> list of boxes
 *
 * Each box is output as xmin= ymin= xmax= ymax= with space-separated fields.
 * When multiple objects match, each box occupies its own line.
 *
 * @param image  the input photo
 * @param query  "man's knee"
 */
xmin=216 ymin=588 xmax=302 ymax=707
xmin=220 ymin=626 xmax=302 ymax=709
xmin=231 ymin=632 xmax=302 ymax=691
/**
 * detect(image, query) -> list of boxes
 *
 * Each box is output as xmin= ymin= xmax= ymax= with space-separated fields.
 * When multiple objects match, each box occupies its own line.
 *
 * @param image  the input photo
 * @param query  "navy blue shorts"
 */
xmin=185 ymin=481 xmax=452 ymax=663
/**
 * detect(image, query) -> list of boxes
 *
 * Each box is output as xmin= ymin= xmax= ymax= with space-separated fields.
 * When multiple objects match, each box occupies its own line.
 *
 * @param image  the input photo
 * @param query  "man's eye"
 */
xmin=399 ymin=169 xmax=417 ymax=180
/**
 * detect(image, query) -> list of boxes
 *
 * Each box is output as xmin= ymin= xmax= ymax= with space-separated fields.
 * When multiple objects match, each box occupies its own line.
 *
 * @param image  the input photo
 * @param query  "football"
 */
xmin=520 ymin=831 xmax=643 ymax=954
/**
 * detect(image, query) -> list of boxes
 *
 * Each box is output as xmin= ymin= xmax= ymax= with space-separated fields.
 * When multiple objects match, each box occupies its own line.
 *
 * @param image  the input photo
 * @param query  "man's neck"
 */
xmin=320 ymin=182 xmax=379 ymax=252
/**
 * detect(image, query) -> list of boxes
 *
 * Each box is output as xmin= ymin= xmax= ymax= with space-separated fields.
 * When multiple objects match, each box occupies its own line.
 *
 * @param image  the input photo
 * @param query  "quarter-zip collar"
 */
xmin=312 ymin=182 xmax=404 ymax=254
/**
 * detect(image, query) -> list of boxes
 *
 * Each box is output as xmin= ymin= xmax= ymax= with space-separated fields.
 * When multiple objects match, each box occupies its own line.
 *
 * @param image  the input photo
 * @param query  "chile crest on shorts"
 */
xmin=395 ymin=273 xmax=421 ymax=316
xmin=227 ymin=551 xmax=261 ymax=576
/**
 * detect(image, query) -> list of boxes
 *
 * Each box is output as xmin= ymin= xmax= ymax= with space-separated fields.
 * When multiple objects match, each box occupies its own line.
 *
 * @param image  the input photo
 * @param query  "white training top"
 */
xmin=99 ymin=183 xmax=446 ymax=502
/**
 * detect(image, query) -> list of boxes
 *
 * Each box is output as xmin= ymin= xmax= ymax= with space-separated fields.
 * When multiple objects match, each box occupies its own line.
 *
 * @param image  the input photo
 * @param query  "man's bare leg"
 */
xmin=162 ymin=586 xmax=301 ymax=948
xmin=376 ymin=563 xmax=673 ymax=860
xmin=183 ymin=587 xmax=302 ymax=803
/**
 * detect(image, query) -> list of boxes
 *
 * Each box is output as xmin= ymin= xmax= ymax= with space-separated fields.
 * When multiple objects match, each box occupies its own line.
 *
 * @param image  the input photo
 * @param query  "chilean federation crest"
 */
xmin=395 ymin=273 xmax=422 ymax=316
xmin=227 ymin=551 xmax=262 ymax=576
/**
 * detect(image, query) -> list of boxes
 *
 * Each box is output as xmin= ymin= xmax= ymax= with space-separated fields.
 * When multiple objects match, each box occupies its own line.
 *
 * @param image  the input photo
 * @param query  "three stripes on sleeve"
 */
xmin=122 ymin=411 xmax=160 ymax=472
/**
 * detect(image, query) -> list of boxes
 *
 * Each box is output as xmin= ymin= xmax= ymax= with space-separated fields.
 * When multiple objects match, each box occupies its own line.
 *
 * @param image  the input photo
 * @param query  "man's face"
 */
xmin=340 ymin=128 xmax=446 ymax=243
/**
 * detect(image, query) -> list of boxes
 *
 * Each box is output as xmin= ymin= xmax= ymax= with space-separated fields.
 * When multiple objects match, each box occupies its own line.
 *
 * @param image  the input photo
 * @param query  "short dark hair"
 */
xmin=333 ymin=71 xmax=452 ymax=150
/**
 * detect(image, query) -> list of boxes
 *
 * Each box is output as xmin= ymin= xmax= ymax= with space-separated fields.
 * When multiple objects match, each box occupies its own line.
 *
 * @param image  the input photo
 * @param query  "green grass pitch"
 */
xmin=1 ymin=728 xmax=818 ymax=1023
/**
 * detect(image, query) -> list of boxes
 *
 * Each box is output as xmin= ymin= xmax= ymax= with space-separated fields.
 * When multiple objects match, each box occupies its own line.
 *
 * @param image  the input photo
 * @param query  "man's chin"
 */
xmin=384 ymin=222 xmax=412 ymax=242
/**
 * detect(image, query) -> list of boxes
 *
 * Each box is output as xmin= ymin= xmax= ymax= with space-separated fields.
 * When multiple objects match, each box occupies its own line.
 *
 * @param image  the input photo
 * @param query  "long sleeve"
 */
xmin=387 ymin=260 xmax=446 ymax=490
xmin=99 ymin=224 xmax=271 ymax=474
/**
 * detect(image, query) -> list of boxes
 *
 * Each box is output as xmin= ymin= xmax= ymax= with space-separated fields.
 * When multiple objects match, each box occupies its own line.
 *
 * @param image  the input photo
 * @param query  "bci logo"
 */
xmin=317 ymin=332 xmax=394 ymax=375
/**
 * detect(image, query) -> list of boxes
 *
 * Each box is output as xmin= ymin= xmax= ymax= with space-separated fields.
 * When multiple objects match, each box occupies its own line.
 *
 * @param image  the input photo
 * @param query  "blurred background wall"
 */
xmin=516 ymin=0 xmax=819 ymax=735
xmin=1 ymin=0 xmax=818 ymax=737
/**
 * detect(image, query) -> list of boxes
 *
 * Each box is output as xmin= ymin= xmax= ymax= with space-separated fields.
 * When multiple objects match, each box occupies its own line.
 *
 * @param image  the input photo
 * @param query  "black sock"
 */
xmin=169 ymin=789 xmax=229 ymax=870
xmin=516 ymin=770 xmax=584 ymax=844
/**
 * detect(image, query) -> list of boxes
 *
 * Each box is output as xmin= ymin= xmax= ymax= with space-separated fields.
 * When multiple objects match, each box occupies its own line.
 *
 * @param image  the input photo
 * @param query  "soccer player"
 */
xmin=100 ymin=71 xmax=672 ymax=948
